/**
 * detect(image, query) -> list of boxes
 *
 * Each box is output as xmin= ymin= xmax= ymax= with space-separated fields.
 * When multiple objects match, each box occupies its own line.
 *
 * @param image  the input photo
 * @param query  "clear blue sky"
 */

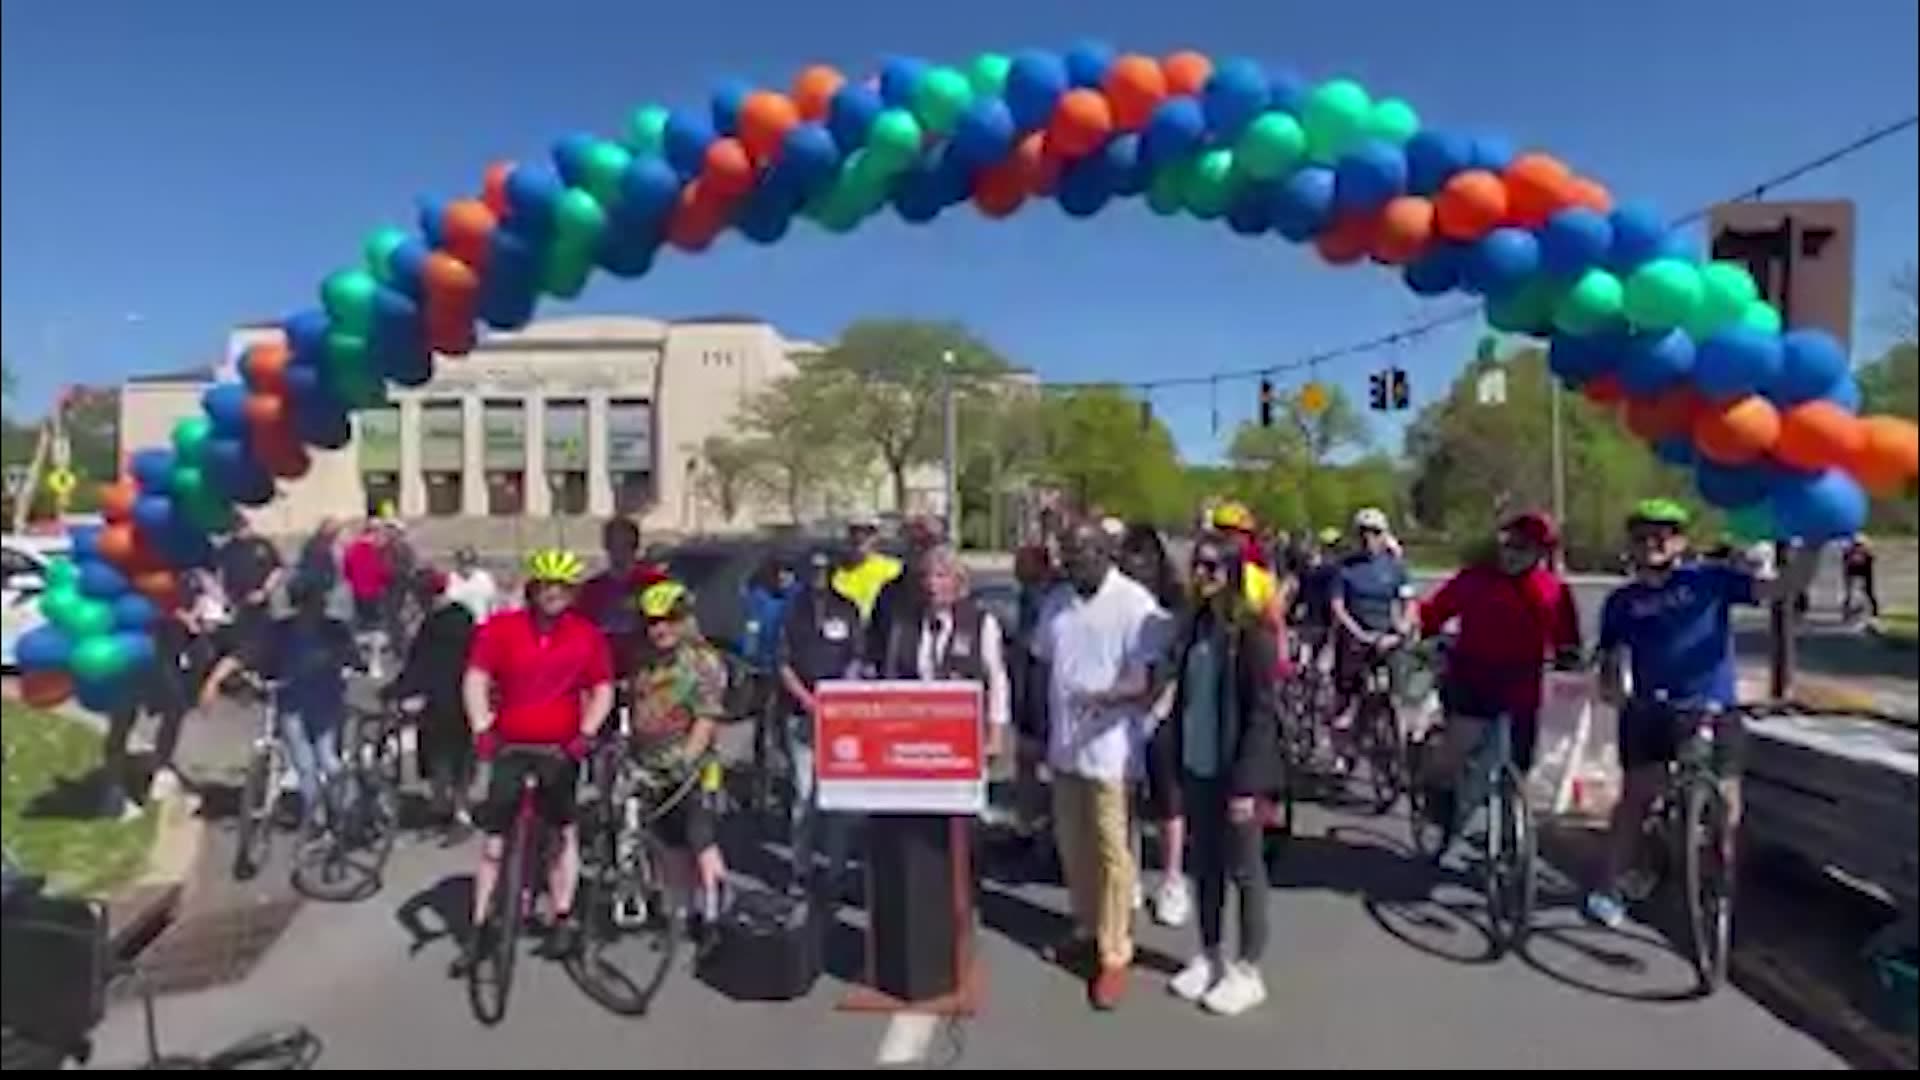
xmin=4 ymin=0 xmax=1915 ymax=462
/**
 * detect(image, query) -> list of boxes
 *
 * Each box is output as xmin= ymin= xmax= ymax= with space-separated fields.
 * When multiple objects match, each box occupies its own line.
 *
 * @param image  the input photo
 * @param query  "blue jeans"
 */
xmin=786 ymin=712 xmax=854 ymax=890
xmin=278 ymin=706 xmax=343 ymax=822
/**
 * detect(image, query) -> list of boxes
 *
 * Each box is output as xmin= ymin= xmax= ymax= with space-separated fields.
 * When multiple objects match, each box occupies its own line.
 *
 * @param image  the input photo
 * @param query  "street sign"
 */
xmin=44 ymin=467 xmax=77 ymax=498
xmin=1299 ymin=381 xmax=1329 ymax=415
xmin=815 ymin=681 xmax=986 ymax=815
xmin=1709 ymin=200 xmax=1855 ymax=351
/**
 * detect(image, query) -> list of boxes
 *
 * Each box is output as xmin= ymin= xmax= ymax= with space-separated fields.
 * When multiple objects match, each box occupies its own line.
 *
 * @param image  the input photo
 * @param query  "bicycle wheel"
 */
xmin=566 ymin=824 xmax=677 ymax=1018
xmin=292 ymin=768 xmax=395 ymax=902
xmin=1484 ymin=764 xmax=1535 ymax=956
xmin=1405 ymin=737 xmax=1451 ymax=861
xmin=468 ymin=813 xmax=529 ymax=1026
xmin=1360 ymin=697 xmax=1405 ymax=815
xmin=232 ymin=751 xmax=274 ymax=881
xmin=1681 ymin=779 xmax=1733 ymax=993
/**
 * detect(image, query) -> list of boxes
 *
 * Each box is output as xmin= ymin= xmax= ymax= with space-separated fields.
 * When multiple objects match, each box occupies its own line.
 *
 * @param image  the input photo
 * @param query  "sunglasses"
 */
xmin=1192 ymin=556 xmax=1227 ymax=574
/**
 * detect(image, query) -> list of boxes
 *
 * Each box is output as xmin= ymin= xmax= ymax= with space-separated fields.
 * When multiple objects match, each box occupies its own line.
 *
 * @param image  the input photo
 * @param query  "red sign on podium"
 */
xmin=814 ymin=681 xmax=985 ymax=814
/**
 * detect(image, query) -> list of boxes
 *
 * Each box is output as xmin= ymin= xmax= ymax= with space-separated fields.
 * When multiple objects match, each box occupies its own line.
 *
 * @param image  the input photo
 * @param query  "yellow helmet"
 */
xmin=524 ymin=548 xmax=585 ymax=586
xmin=1211 ymin=500 xmax=1255 ymax=532
xmin=636 ymin=580 xmax=692 ymax=620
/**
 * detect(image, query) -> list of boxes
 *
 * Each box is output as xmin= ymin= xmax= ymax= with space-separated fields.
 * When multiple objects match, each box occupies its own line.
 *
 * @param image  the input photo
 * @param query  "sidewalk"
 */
xmin=1735 ymin=614 xmax=1919 ymax=722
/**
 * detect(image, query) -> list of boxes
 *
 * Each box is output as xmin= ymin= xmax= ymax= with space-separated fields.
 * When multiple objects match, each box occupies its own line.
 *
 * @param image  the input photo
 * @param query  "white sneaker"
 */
xmin=1169 ymin=953 xmax=1221 ymax=1002
xmin=1201 ymin=962 xmax=1267 ymax=1016
xmin=146 ymin=767 xmax=182 ymax=803
xmin=1153 ymin=874 xmax=1192 ymax=927
xmin=1132 ymin=879 xmax=1145 ymax=911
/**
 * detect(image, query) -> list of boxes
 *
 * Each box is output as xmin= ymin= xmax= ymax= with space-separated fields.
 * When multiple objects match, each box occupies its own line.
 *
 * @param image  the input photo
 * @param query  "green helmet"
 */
xmin=524 ymin=547 xmax=586 ymax=585
xmin=1628 ymin=498 xmax=1691 ymax=530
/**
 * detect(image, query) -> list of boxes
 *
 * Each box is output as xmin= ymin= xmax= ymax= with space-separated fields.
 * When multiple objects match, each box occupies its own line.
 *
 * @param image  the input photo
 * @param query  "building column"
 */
xmin=524 ymin=395 xmax=549 ymax=518
xmin=398 ymin=397 xmax=426 ymax=518
xmin=587 ymin=392 xmax=613 ymax=518
xmin=461 ymin=395 xmax=487 ymax=516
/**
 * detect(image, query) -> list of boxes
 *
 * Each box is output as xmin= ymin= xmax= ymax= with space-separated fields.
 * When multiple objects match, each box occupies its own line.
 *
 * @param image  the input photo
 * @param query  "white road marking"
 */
xmin=876 ymin=1012 xmax=940 ymax=1066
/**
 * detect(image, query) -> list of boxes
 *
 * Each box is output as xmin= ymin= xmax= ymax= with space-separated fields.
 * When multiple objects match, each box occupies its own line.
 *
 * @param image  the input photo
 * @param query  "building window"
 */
xmin=607 ymin=398 xmax=653 ymax=515
xmin=482 ymin=399 xmax=525 ymax=517
xmin=363 ymin=473 xmax=399 ymax=518
xmin=545 ymin=399 xmax=588 ymax=516
xmin=420 ymin=400 xmax=464 ymax=517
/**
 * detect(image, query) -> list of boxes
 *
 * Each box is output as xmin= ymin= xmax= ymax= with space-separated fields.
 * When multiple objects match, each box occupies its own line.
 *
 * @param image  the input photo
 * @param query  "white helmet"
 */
xmin=1352 ymin=507 xmax=1391 ymax=533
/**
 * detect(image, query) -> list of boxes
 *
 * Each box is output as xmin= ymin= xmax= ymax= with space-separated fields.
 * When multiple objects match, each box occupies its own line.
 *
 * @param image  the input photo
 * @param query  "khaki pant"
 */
xmin=1052 ymin=772 xmax=1135 ymax=970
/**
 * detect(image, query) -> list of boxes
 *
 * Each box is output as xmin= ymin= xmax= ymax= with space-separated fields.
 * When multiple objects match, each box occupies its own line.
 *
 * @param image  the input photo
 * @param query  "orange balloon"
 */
xmin=701 ymin=137 xmax=756 ymax=199
xmin=132 ymin=569 xmax=181 ymax=611
xmin=1851 ymin=415 xmax=1920 ymax=495
xmin=1624 ymin=386 xmax=1702 ymax=442
xmin=244 ymin=341 xmax=291 ymax=395
xmin=1315 ymin=212 xmax=1376 ymax=265
xmin=792 ymin=65 xmax=846 ymax=122
xmin=243 ymin=393 xmax=286 ymax=431
xmin=739 ymin=92 xmax=800 ymax=163
xmin=667 ymin=178 xmax=730 ymax=252
xmin=1371 ymin=196 xmax=1435 ymax=264
xmin=1502 ymin=152 xmax=1575 ymax=228
xmin=482 ymin=160 xmax=514 ymax=216
xmin=1103 ymin=54 xmax=1167 ymax=131
xmin=1007 ymin=132 xmax=1058 ymax=195
xmin=1047 ymin=89 xmax=1114 ymax=159
xmin=1161 ymin=50 xmax=1214 ymax=96
xmin=21 ymin=670 xmax=73 ymax=709
xmin=97 ymin=523 xmax=140 ymax=568
xmin=1694 ymin=395 xmax=1781 ymax=465
xmin=98 ymin=478 xmax=139 ymax=523
xmin=1583 ymin=373 xmax=1626 ymax=406
xmin=442 ymin=199 xmax=497 ymax=272
xmin=973 ymin=161 xmax=1028 ymax=218
xmin=1775 ymin=401 xmax=1867 ymax=471
xmin=1565 ymin=175 xmax=1614 ymax=215
xmin=424 ymin=252 xmax=479 ymax=356
xmin=424 ymin=251 xmax=479 ymax=299
xmin=1434 ymin=170 xmax=1509 ymax=241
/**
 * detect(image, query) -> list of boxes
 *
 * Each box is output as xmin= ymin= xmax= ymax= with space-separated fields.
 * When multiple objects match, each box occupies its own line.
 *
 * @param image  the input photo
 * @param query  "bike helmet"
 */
xmin=1210 ymin=500 xmax=1255 ymax=533
xmin=1501 ymin=510 xmax=1561 ymax=550
xmin=1352 ymin=506 xmax=1392 ymax=533
xmin=636 ymin=579 xmax=692 ymax=620
xmin=1627 ymin=498 xmax=1691 ymax=531
xmin=1317 ymin=526 xmax=1343 ymax=546
xmin=524 ymin=547 xmax=585 ymax=585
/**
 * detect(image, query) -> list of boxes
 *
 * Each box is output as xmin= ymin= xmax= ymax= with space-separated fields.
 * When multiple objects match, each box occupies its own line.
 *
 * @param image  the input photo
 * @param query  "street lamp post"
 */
xmin=941 ymin=348 xmax=959 ymax=548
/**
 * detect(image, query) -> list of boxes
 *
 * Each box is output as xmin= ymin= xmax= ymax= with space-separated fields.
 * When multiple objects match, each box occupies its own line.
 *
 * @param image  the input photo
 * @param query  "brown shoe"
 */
xmin=1090 ymin=965 xmax=1129 ymax=1011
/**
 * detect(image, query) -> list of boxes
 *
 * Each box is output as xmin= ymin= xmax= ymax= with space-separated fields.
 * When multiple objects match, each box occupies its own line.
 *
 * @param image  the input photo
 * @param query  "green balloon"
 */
xmin=914 ymin=67 xmax=974 ymax=135
xmin=39 ymin=584 xmax=80 ymax=629
xmin=579 ymin=141 xmax=632 ymax=209
xmin=321 ymin=269 xmax=379 ymax=335
xmin=866 ymin=109 xmax=924 ymax=171
xmin=180 ymin=486 xmax=233 ymax=534
xmin=43 ymin=557 xmax=78 ymax=591
xmin=1363 ymin=98 xmax=1421 ymax=146
xmin=170 ymin=463 xmax=209 ymax=504
xmin=64 ymin=597 xmax=116 ymax=641
xmin=1739 ymin=300 xmax=1783 ymax=335
xmin=1235 ymin=112 xmax=1307 ymax=180
xmin=968 ymin=53 xmax=1011 ymax=99
xmin=1623 ymin=258 xmax=1703 ymax=331
xmin=1183 ymin=149 xmax=1238 ymax=219
xmin=553 ymin=187 xmax=608 ymax=241
xmin=1726 ymin=501 xmax=1775 ymax=544
xmin=329 ymin=354 xmax=386 ymax=410
xmin=1554 ymin=268 xmax=1625 ymax=334
xmin=324 ymin=330 xmax=370 ymax=375
xmin=626 ymin=104 xmax=670 ymax=157
xmin=1146 ymin=162 xmax=1185 ymax=216
xmin=1489 ymin=279 xmax=1559 ymax=336
xmin=1302 ymin=78 xmax=1372 ymax=164
xmin=364 ymin=226 xmax=409 ymax=283
xmin=544 ymin=188 xmax=608 ymax=299
xmin=171 ymin=415 xmax=214 ymax=464
xmin=69 ymin=633 xmax=130 ymax=683
xmin=1686 ymin=260 xmax=1761 ymax=340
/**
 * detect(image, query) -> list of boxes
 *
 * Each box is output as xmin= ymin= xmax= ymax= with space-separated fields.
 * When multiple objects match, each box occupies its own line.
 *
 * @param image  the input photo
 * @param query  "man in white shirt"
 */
xmin=1032 ymin=519 xmax=1169 ymax=1011
xmin=445 ymin=547 xmax=500 ymax=623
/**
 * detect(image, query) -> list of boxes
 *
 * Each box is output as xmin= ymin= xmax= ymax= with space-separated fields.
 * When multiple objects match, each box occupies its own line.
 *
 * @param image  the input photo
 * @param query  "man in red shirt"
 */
xmin=1415 ymin=511 xmax=1582 ymax=831
xmin=454 ymin=548 xmax=613 ymax=971
xmin=574 ymin=517 xmax=670 ymax=675
xmin=341 ymin=523 xmax=392 ymax=632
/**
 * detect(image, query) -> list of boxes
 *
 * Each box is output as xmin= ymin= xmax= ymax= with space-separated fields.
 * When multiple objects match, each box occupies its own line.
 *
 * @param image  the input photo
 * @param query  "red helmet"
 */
xmin=1501 ymin=510 xmax=1560 ymax=550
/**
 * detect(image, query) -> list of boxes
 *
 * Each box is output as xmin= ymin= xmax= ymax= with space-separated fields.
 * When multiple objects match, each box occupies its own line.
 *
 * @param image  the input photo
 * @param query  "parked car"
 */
xmin=2 ymin=534 xmax=71 ymax=671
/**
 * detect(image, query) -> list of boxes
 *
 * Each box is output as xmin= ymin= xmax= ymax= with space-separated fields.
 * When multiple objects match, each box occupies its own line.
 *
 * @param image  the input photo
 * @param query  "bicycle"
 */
xmin=466 ymin=744 xmax=575 ymax=1027
xmin=1408 ymin=711 xmax=1535 ymax=956
xmin=1279 ymin=625 xmax=1335 ymax=784
xmin=1352 ymin=639 xmax=1410 ymax=815
xmin=1621 ymin=696 xmax=1745 ymax=994
xmin=290 ymin=706 xmax=402 ymax=903
xmin=230 ymin=678 xmax=290 ymax=882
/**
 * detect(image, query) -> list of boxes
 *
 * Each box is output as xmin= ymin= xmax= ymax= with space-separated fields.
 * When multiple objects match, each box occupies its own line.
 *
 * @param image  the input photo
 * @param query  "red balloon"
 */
xmin=701 ymin=137 xmax=757 ymax=199
xmin=666 ymin=179 xmax=731 ymax=252
xmin=1583 ymin=373 xmax=1626 ymax=406
xmin=442 ymin=199 xmax=497 ymax=272
xmin=1624 ymin=386 xmax=1702 ymax=442
xmin=1010 ymin=132 xmax=1058 ymax=196
xmin=243 ymin=393 xmax=286 ymax=431
xmin=973 ymin=161 xmax=1028 ymax=218
xmin=98 ymin=479 xmax=139 ymax=523
xmin=21 ymin=670 xmax=73 ymax=708
xmin=132 ymin=569 xmax=181 ymax=611
xmin=482 ymin=160 xmax=514 ymax=216
xmin=1315 ymin=213 xmax=1376 ymax=265
xmin=243 ymin=341 xmax=291 ymax=395
xmin=97 ymin=523 xmax=140 ymax=569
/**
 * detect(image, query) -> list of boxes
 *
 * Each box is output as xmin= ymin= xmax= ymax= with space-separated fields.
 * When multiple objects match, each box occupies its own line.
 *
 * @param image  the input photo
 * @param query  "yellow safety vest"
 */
xmin=1244 ymin=562 xmax=1279 ymax=615
xmin=831 ymin=553 xmax=903 ymax=620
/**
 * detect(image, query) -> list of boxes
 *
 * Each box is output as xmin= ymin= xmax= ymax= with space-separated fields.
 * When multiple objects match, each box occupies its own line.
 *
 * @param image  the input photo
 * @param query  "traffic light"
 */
xmin=1369 ymin=371 xmax=1388 ymax=412
xmin=1258 ymin=378 xmax=1275 ymax=427
xmin=1391 ymin=367 xmax=1411 ymax=410
xmin=1139 ymin=398 xmax=1153 ymax=432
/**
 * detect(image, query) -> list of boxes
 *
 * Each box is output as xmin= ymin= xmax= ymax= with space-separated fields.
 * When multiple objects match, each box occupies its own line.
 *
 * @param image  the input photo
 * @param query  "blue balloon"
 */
xmin=1333 ymin=140 xmax=1407 ymax=213
xmin=416 ymin=196 xmax=449 ymax=249
xmin=827 ymin=83 xmax=884 ymax=154
xmin=1005 ymin=50 xmax=1069 ymax=132
xmin=132 ymin=494 xmax=175 ymax=536
xmin=1619 ymin=329 xmax=1696 ymax=395
xmin=1468 ymin=134 xmax=1514 ymax=173
xmin=156 ymin=520 xmax=215 ymax=568
xmin=504 ymin=163 xmax=563 ymax=240
xmin=891 ymin=166 xmax=947 ymax=224
xmin=664 ymin=108 xmax=716 ymax=177
xmin=1548 ymin=334 xmax=1606 ymax=384
xmin=1104 ymin=133 xmax=1147 ymax=197
xmin=292 ymin=398 xmax=352 ymax=451
xmin=387 ymin=238 xmax=430 ymax=299
xmin=130 ymin=449 xmax=177 ymax=493
xmin=1772 ymin=467 xmax=1868 ymax=542
xmin=1266 ymin=69 xmax=1308 ymax=115
xmin=14 ymin=625 xmax=72 ymax=673
xmin=1462 ymin=228 xmax=1540 ymax=297
xmin=370 ymin=287 xmax=429 ymax=386
xmin=551 ymin=131 xmax=598 ymax=188
xmin=1269 ymin=166 xmax=1337 ymax=242
xmin=78 ymin=560 xmax=130 ymax=599
xmin=1140 ymin=97 xmax=1206 ymax=167
xmin=1655 ymin=437 xmax=1697 ymax=467
xmin=950 ymin=98 xmax=1017 ymax=171
xmin=282 ymin=361 xmax=328 ymax=414
xmin=737 ymin=184 xmax=797 ymax=242
xmin=113 ymin=594 xmax=158 ymax=631
xmin=202 ymin=382 xmax=251 ymax=436
xmin=1606 ymin=202 xmax=1669 ymax=274
xmin=1405 ymin=130 xmax=1472 ymax=198
xmin=1773 ymin=329 xmax=1850 ymax=405
xmin=769 ymin=123 xmax=841 ymax=198
xmin=617 ymin=156 xmax=683 ymax=227
xmin=1064 ymin=40 xmax=1115 ymax=88
xmin=710 ymin=78 xmax=754 ymax=135
xmin=597 ymin=230 xmax=657 ymax=279
xmin=481 ymin=226 xmax=541 ymax=329
xmin=75 ymin=674 xmax=130 ymax=715
xmin=70 ymin=525 xmax=102 ymax=562
xmin=114 ymin=631 xmax=157 ymax=671
xmin=1225 ymin=193 xmax=1270 ymax=236
xmin=1697 ymin=459 xmax=1772 ymax=509
xmin=1825 ymin=376 xmax=1862 ymax=413
xmin=879 ymin=56 xmax=928 ymax=108
xmin=1539 ymin=208 xmax=1613 ymax=278
xmin=205 ymin=438 xmax=274 ymax=507
xmin=1694 ymin=326 xmax=1784 ymax=401
xmin=1404 ymin=243 xmax=1463 ymax=296
xmin=282 ymin=309 xmax=330 ymax=363
xmin=1057 ymin=153 xmax=1114 ymax=218
xmin=1203 ymin=58 xmax=1268 ymax=141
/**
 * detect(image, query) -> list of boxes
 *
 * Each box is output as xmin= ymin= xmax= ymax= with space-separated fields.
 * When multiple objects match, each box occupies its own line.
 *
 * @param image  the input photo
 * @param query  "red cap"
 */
xmin=1501 ymin=510 xmax=1560 ymax=550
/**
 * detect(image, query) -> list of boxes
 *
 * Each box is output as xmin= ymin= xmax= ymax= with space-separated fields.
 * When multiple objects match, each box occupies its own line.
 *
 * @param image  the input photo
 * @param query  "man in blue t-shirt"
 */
xmin=1329 ymin=508 xmax=1412 ymax=757
xmin=1583 ymin=499 xmax=1818 ymax=929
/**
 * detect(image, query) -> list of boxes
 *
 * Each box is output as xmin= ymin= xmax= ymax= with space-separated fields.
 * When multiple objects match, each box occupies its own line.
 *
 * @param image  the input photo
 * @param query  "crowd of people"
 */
xmin=97 ymin=490 xmax=1824 ymax=1020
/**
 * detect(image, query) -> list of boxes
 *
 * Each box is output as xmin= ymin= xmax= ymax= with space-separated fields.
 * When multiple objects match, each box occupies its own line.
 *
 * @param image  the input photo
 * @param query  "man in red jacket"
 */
xmin=574 ymin=517 xmax=670 ymax=676
xmin=1415 ymin=511 xmax=1582 ymax=831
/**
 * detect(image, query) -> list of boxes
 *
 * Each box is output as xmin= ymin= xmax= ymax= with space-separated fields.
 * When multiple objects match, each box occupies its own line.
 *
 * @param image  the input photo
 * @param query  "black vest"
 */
xmin=883 ymin=600 xmax=987 ymax=683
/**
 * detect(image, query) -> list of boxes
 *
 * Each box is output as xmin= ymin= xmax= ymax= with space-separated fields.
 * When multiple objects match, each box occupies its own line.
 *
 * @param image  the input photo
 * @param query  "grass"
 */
xmin=1 ymin=700 xmax=157 ymax=897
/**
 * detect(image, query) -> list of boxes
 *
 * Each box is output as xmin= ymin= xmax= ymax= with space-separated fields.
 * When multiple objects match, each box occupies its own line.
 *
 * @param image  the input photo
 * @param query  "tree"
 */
xmin=958 ymin=386 xmax=1050 ymax=547
xmin=691 ymin=434 xmax=762 ymax=523
xmin=1217 ymin=385 xmax=1378 ymax=533
xmin=1859 ymin=342 xmax=1919 ymax=421
xmin=818 ymin=319 xmax=1013 ymax=511
xmin=1885 ymin=261 xmax=1918 ymax=344
xmin=736 ymin=368 xmax=860 ymax=522
xmin=1036 ymin=387 xmax=1187 ymax=526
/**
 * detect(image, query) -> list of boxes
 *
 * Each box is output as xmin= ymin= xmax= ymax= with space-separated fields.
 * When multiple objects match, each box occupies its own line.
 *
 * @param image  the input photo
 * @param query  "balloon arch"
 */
xmin=16 ymin=43 xmax=1920 ymax=708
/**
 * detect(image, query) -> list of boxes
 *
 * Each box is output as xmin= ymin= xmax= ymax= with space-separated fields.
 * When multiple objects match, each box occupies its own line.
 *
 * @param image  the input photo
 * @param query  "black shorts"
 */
xmin=655 ymin=790 xmax=721 ymax=852
xmin=351 ymin=597 xmax=384 ymax=632
xmin=1617 ymin=700 xmax=1747 ymax=774
xmin=1438 ymin=680 xmax=1540 ymax=774
xmin=1140 ymin=725 xmax=1183 ymax=820
xmin=476 ymin=749 xmax=580 ymax=835
xmin=1335 ymin=633 xmax=1388 ymax=696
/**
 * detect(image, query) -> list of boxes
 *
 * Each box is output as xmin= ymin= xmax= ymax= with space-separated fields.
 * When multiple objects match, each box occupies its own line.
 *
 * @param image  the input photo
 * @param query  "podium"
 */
xmin=814 ymin=681 xmax=986 ymax=1014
